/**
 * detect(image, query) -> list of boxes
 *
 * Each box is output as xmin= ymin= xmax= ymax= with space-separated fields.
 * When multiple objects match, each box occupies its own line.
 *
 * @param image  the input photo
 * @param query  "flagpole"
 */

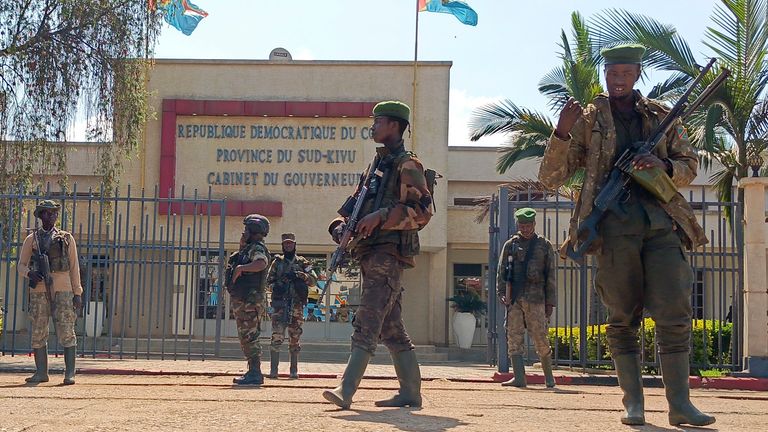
xmin=411 ymin=0 xmax=420 ymax=152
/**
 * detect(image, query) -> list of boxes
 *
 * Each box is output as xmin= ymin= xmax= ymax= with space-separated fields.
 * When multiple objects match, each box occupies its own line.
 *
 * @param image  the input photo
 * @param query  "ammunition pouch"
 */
xmin=398 ymin=230 xmax=420 ymax=258
xmin=47 ymin=234 xmax=70 ymax=272
xmin=628 ymin=165 xmax=677 ymax=203
xmin=228 ymin=274 xmax=258 ymax=300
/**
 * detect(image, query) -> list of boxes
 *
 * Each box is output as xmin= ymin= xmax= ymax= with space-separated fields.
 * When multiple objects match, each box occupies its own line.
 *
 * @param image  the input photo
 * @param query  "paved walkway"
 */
xmin=2 ymin=354 xmax=767 ymax=391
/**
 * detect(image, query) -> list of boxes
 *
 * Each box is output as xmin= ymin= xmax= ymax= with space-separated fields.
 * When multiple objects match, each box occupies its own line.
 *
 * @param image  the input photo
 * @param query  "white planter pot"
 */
xmin=84 ymin=301 xmax=104 ymax=337
xmin=452 ymin=312 xmax=477 ymax=349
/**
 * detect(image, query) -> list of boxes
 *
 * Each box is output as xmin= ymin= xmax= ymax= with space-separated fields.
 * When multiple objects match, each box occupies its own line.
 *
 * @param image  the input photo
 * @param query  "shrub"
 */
xmin=548 ymin=318 xmax=732 ymax=373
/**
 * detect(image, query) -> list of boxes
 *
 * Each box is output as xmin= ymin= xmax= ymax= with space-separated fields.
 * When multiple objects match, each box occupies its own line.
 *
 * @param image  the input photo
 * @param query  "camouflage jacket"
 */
xmin=496 ymin=233 xmax=557 ymax=305
xmin=226 ymin=241 xmax=270 ymax=299
xmin=329 ymin=141 xmax=433 ymax=267
xmin=266 ymin=254 xmax=317 ymax=301
xmin=538 ymin=91 xmax=708 ymax=256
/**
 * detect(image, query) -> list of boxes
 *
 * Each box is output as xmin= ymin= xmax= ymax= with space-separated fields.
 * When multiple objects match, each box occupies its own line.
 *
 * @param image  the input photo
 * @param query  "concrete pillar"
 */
xmin=738 ymin=177 xmax=768 ymax=377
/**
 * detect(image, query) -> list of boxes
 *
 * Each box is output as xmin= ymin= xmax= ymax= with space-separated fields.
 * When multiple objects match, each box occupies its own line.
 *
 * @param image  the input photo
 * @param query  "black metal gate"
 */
xmin=488 ymin=186 xmax=743 ymax=372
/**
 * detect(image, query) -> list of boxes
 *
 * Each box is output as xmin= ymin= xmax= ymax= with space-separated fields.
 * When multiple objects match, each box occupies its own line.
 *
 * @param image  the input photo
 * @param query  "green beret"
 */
xmin=514 ymin=207 xmax=536 ymax=223
xmin=601 ymin=44 xmax=646 ymax=65
xmin=34 ymin=199 xmax=61 ymax=218
xmin=373 ymin=100 xmax=410 ymax=123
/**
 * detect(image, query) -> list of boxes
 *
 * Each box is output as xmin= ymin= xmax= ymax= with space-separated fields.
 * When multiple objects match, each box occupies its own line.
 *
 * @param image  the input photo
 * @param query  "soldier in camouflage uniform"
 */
xmin=18 ymin=200 xmax=83 ymax=385
xmin=322 ymin=101 xmax=433 ymax=409
xmin=226 ymin=214 xmax=271 ymax=386
xmin=538 ymin=44 xmax=714 ymax=426
xmin=496 ymin=208 xmax=557 ymax=388
xmin=266 ymin=233 xmax=317 ymax=379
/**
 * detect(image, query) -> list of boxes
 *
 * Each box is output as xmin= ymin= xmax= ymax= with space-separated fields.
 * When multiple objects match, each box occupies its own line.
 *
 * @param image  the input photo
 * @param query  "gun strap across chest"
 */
xmin=510 ymin=234 xmax=539 ymax=305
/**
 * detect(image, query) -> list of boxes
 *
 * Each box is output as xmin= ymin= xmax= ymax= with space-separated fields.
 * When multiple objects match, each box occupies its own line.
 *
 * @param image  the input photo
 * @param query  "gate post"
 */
xmin=737 ymin=177 xmax=768 ymax=377
xmin=497 ymin=187 xmax=511 ymax=372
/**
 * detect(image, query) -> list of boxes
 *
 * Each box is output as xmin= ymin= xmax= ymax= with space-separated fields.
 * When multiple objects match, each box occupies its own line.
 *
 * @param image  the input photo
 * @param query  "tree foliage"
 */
xmin=0 ymin=0 xmax=163 ymax=194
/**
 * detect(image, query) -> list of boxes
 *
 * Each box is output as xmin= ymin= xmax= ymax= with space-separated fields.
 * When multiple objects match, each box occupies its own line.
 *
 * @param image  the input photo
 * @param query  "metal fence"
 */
xmin=1 ymin=184 xmax=228 ymax=359
xmin=488 ymin=185 xmax=743 ymax=372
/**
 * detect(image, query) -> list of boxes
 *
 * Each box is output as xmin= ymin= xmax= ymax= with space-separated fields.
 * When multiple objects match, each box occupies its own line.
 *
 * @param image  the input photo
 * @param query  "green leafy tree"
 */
xmin=0 ymin=0 xmax=163 ymax=194
xmin=590 ymin=0 xmax=768 ymax=231
xmin=468 ymin=11 xmax=599 ymax=192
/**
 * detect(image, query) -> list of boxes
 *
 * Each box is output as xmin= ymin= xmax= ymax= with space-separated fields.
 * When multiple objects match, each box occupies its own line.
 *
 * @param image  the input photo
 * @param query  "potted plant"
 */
xmin=448 ymin=292 xmax=487 ymax=349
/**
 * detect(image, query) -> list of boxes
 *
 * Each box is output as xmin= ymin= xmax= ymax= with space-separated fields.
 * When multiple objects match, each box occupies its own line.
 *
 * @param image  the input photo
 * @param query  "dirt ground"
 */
xmin=2 ymin=373 xmax=766 ymax=432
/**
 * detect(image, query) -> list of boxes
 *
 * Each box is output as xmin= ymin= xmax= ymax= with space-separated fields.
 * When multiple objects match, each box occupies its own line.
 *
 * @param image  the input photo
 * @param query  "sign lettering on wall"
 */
xmin=175 ymin=116 xmax=375 ymax=200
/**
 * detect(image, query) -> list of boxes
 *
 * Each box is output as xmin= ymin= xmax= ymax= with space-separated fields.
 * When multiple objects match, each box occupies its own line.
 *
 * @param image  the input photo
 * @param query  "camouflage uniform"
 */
xmin=266 ymin=254 xmax=317 ymax=354
xmin=18 ymin=228 xmax=82 ymax=349
xmin=330 ymin=141 xmax=433 ymax=354
xmin=496 ymin=233 xmax=557 ymax=357
xmin=229 ymin=241 xmax=270 ymax=361
xmin=538 ymin=91 xmax=707 ymax=356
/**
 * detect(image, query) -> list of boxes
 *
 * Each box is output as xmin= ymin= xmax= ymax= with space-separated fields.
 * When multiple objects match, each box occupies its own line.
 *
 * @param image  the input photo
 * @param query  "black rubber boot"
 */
xmin=375 ymin=349 xmax=422 ymax=407
xmin=289 ymin=352 xmax=299 ymax=379
xmin=660 ymin=352 xmax=716 ymax=426
xmin=63 ymin=346 xmax=77 ymax=385
xmin=25 ymin=346 xmax=49 ymax=383
xmin=233 ymin=358 xmax=264 ymax=385
xmin=540 ymin=354 xmax=556 ymax=388
xmin=322 ymin=348 xmax=371 ymax=409
xmin=501 ymin=355 xmax=527 ymax=387
xmin=614 ymin=354 xmax=645 ymax=425
xmin=267 ymin=350 xmax=279 ymax=379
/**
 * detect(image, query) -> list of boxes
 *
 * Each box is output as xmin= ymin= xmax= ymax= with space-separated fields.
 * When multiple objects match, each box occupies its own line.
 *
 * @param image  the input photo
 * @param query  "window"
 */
xmin=692 ymin=270 xmax=705 ymax=319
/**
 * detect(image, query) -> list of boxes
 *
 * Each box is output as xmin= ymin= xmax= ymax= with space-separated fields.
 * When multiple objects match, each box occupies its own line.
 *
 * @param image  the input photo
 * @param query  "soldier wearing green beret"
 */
xmin=17 ymin=200 xmax=83 ymax=385
xmin=539 ymin=44 xmax=714 ymax=426
xmin=496 ymin=208 xmax=557 ymax=388
xmin=323 ymin=100 xmax=433 ymax=409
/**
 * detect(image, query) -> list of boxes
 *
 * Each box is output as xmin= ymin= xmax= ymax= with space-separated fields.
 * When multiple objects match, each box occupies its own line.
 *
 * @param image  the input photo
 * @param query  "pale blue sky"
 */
xmin=153 ymin=0 xmax=720 ymax=147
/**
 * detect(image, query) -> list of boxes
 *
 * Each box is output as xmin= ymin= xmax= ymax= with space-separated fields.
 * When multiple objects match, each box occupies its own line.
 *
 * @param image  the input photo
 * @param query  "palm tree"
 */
xmin=590 ymin=0 xmax=768 ymax=230
xmin=468 ymin=11 xmax=600 ymax=189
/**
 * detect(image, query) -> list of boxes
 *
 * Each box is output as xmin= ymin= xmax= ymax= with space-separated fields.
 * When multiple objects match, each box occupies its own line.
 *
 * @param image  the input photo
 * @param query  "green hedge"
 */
xmin=548 ymin=318 xmax=733 ymax=372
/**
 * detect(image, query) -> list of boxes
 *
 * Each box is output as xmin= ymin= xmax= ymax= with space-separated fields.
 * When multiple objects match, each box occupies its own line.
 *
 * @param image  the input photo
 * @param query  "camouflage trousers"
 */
xmin=506 ymin=299 xmax=551 ymax=358
xmin=270 ymin=301 xmax=304 ymax=353
xmin=29 ymin=292 xmax=77 ymax=349
xmin=352 ymin=251 xmax=414 ymax=354
xmin=231 ymin=290 xmax=266 ymax=361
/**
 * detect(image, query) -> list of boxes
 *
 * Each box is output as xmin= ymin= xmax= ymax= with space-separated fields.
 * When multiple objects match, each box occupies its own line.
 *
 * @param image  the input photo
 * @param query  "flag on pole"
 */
xmin=418 ymin=0 xmax=478 ymax=26
xmin=151 ymin=0 xmax=209 ymax=36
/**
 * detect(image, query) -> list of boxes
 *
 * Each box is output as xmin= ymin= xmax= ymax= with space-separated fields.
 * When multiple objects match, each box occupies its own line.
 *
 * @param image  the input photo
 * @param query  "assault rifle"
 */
xmin=318 ymin=154 xmax=383 ymax=303
xmin=29 ymin=227 xmax=56 ymax=315
xmin=566 ymin=59 xmax=730 ymax=263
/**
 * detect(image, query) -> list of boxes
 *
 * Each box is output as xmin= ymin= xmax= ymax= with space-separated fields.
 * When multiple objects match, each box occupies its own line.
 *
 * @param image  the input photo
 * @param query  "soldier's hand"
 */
xmin=331 ymin=223 xmax=346 ymax=244
xmin=554 ymin=97 xmax=583 ymax=140
xmin=545 ymin=304 xmax=554 ymax=318
xmin=73 ymin=295 xmax=83 ymax=315
xmin=631 ymin=153 xmax=666 ymax=171
xmin=232 ymin=266 xmax=243 ymax=283
xmin=356 ymin=212 xmax=382 ymax=239
xmin=27 ymin=271 xmax=43 ymax=285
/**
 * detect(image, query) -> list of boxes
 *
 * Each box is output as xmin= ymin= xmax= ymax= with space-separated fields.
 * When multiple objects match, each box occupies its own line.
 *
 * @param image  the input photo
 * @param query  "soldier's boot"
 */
xmin=267 ymin=350 xmax=279 ymax=379
xmin=25 ymin=346 xmax=49 ymax=383
xmin=660 ymin=352 xmax=716 ymax=426
xmin=613 ymin=354 xmax=645 ymax=425
xmin=233 ymin=358 xmax=264 ymax=385
xmin=375 ymin=349 xmax=422 ymax=407
xmin=540 ymin=355 xmax=556 ymax=388
xmin=63 ymin=346 xmax=77 ymax=385
xmin=501 ymin=355 xmax=527 ymax=387
xmin=289 ymin=352 xmax=299 ymax=379
xmin=322 ymin=348 xmax=371 ymax=409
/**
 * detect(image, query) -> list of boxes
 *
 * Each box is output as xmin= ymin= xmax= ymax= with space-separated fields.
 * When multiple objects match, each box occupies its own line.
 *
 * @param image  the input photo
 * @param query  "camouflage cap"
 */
xmin=243 ymin=214 xmax=270 ymax=235
xmin=373 ymin=100 xmax=410 ymax=123
xmin=281 ymin=232 xmax=296 ymax=243
xmin=514 ymin=207 xmax=536 ymax=223
xmin=601 ymin=44 xmax=646 ymax=65
xmin=34 ymin=199 xmax=61 ymax=218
